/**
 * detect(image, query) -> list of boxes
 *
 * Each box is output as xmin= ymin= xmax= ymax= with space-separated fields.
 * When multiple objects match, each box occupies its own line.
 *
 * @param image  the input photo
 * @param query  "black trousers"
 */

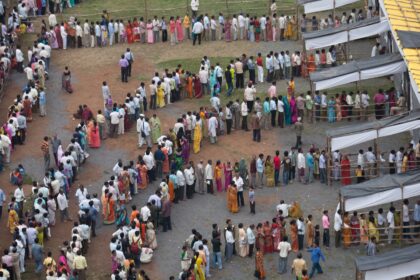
xmin=335 ymin=230 xmax=341 ymax=247
xmin=250 ymin=201 xmax=255 ymax=214
xmin=246 ymin=101 xmax=254 ymax=112
xmin=253 ymin=129 xmax=261 ymax=142
xmin=127 ymin=61 xmax=132 ymax=76
xmin=249 ymin=69 xmax=255 ymax=84
xmin=121 ymin=67 xmax=128 ymax=82
xmin=242 ymin=116 xmax=248 ymax=130
xmin=237 ymin=191 xmax=244 ymax=207
xmin=248 ymin=243 xmax=254 ymax=257
xmin=235 ymin=73 xmax=244 ymax=88
xmin=77 ymin=36 xmax=82 ymax=48
xmin=179 ymin=185 xmax=185 ymax=200
xmin=278 ymin=112 xmax=284 ymax=128
xmin=147 ymin=168 xmax=155 ymax=182
xmin=162 ymin=30 xmax=168 ymax=42
xmin=206 ymin=179 xmax=214 ymax=194
xmin=193 ymin=33 xmax=202 ymax=45
xmin=270 ymin=110 xmax=276 ymax=127
xmin=323 ymin=229 xmax=330 ymax=247
xmin=226 ymin=119 xmax=233 ymax=134
xmin=186 ymin=184 xmax=194 ymax=199
xmin=162 ymin=216 xmax=172 ymax=231
xmin=298 ymin=234 xmax=304 ymax=250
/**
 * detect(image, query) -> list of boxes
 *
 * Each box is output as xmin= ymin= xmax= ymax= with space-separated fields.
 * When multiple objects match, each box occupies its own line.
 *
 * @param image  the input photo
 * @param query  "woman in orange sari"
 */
xmin=306 ymin=214 xmax=314 ymax=247
xmin=88 ymin=121 xmax=101 ymax=148
xmin=227 ymin=183 xmax=238 ymax=213
xmin=343 ymin=212 xmax=351 ymax=248
xmin=341 ymin=155 xmax=351 ymax=185
xmin=301 ymin=54 xmax=308 ymax=78
xmin=162 ymin=146 xmax=170 ymax=174
xmin=263 ymin=221 xmax=274 ymax=253
xmin=137 ymin=159 xmax=148 ymax=190
xmin=168 ymin=176 xmax=175 ymax=202
xmin=186 ymin=73 xmax=193 ymax=98
xmin=126 ymin=20 xmax=134 ymax=44
xmin=307 ymin=53 xmax=316 ymax=73
xmin=255 ymin=248 xmax=266 ymax=279
xmin=102 ymin=192 xmax=116 ymax=225
xmin=7 ymin=209 xmax=19 ymax=234
xmin=290 ymin=219 xmax=298 ymax=252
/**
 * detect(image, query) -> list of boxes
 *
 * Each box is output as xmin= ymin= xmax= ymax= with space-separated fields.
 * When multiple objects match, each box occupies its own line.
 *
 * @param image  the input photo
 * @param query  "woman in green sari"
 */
xmin=283 ymin=95 xmax=291 ymax=125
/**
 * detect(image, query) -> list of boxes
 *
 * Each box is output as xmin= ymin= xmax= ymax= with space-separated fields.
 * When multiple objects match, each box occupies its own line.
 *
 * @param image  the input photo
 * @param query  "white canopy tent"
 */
xmin=299 ymin=0 xmax=359 ymax=14
xmin=355 ymin=244 xmax=420 ymax=280
xmin=309 ymin=53 xmax=406 ymax=91
xmin=326 ymin=109 xmax=420 ymax=151
xmin=340 ymin=173 xmax=420 ymax=212
xmin=302 ymin=17 xmax=390 ymax=50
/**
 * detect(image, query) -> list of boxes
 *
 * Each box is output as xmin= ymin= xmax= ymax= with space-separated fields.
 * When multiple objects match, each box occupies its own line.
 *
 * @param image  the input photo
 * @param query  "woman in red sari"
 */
xmin=137 ymin=159 xmax=148 ymax=190
xmin=256 ymin=223 xmax=265 ymax=254
xmin=176 ymin=16 xmax=184 ymax=42
xmin=89 ymin=121 xmax=101 ymax=148
xmin=263 ymin=221 xmax=274 ymax=253
xmin=266 ymin=18 xmax=272 ymax=42
xmin=54 ymin=24 xmax=63 ymax=49
xmin=132 ymin=17 xmax=140 ymax=42
xmin=126 ymin=20 xmax=134 ymax=44
xmin=193 ymin=74 xmax=202 ymax=98
xmin=22 ymin=96 xmax=32 ymax=121
xmin=340 ymin=154 xmax=351 ymax=185
xmin=271 ymin=218 xmax=281 ymax=252
xmin=290 ymin=219 xmax=298 ymax=252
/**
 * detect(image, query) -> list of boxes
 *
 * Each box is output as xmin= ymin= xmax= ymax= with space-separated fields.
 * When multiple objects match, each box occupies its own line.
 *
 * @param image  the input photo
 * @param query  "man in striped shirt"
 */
xmin=41 ymin=136 xmax=50 ymax=173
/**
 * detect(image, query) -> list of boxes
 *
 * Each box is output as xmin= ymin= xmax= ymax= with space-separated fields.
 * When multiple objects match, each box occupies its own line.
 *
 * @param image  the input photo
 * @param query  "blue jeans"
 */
xmin=307 ymin=167 xmax=314 ymax=183
xmin=227 ymin=82 xmax=233 ymax=96
xmin=212 ymin=252 xmax=222 ymax=269
xmin=34 ymin=259 xmax=43 ymax=273
xmin=309 ymin=262 xmax=323 ymax=278
xmin=320 ymin=168 xmax=327 ymax=184
xmin=274 ymin=169 xmax=280 ymax=185
xmin=282 ymin=170 xmax=289 ymax=185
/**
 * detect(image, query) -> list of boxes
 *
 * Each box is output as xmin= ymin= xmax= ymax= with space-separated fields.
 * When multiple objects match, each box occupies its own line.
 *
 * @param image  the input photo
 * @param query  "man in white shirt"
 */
xmin=140 ymin=203 xmax=151 ymax=222
xmin=297 ymin=217 xmax=306 ymax=250
xmin=402 ymin=199 xmax=410 ymax=239
xmin=357 ymin=149 xmax=365 ymax=170
xmin=365 ymin=147 xmax=376 ymax=178
xmin=198 ymin=67 xmax=208 ymax=95
xmin=205 ymin=160 xmax=214 ymax=194
xmin=246 ymin=224 xmax=256 ymax=257
xmin=238 ymin=13 xmax=245 ymax=40
xmin=334 ymin=210 xmax=343 ymax=248
xmin=184 ymin=165 xmax=195 ymax=199
xmin=231 ymin=15 xmax=238 ymax=41
xmin=396 ymin=147 xmax=404 ymax=174
xmin=233 ymin=173 xmax=244 ymax=207
xmin=109 ymin=109 xmax=120 ymax=138
xmin=57 ymin=189 xmax=71 ymax=222
xmin=192 ymin=20 xmax=204 ymax=45
xmin=225 ymin=226 xmax=235 ymax=261
xmin=260 ymin=15 xmax=267 ymax=41
xmin=143 ymin=148 xmax=155 ymax=182
xmin=297 ymin=148 xmax=306 ymax=184
xmin=14 ymin=185 xmax=25 ymax=217
xmin=190 ymin=0 xmax=199 ymax=17
xmin=387 ymin=206 xmax=395 ymax=244
xmin=277 ymin=236 xmax=291 ymax=274
xmin=176 ymin=169 xmax=186 ymax=201
xmin=142 ymin=117 xmax=152 ymax=148
xmin=75 ymin=185 xmax=88 ymax=204
xmin=83 ymin=20 xmax=90 ymax=47
xmin=371 ymin=42 xmax=380 ymax=57
xmin=15 ymin=46 xmax=24 ymax=73
xmin=276 ymin=200 xmax=290 ymax=217
xmin=279 ymin=14 xmax=286 ymax=41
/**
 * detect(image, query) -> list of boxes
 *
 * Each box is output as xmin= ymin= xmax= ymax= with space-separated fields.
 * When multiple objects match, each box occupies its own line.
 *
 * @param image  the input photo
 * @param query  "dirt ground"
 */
xmin=0 ymin=38 xmax=406 ymax=280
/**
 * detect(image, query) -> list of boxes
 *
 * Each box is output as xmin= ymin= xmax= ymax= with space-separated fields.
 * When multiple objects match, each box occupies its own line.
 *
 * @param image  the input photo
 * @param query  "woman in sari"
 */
xmin=193 ymin=74 xmax=202 ymax=98
xmin=264 ymin=156 xmax=274 ymax=187
xmin=335 ymin=94 xmax=342 ymax=121
xmin=290 ymin=220 xmax=298 ymax=252
xmin=360 ymin=214 xmax=368 ymax=244
xmin=133 ymin=18 xmax=140 ymax=42
xmin=290 ymin=202 xmax=303 ymax=219
xmin=209 ymin=68 xmax=217 ymax=96
xmin=256 ymin=223 xmax=265 ymax=254
xmin=327 ymin=96 xmax=336 ymax=122
xmin=402 ymin=152 xmax=408 ymax=173
xmin=7 ymin=209 xmax=19 ymax=234
xmin=368 ymin=216 xmax=379 ymax=242
xmin=271 ymin=218 xmax=281 ymax=251
xmin=181 ymin=137 xmax=190 ymax=163
xmin=176 ymin=16 xmax=184 ymax=42
xmin=341 ymin=154 xmax=351 ymax=185
xmin=266 ymin=18 xmax=272 ymax=42
xmin=62 ymin=66 xmax=73 ymax=93
xmin=146 ymin=20 xmax=153 ymax=43
xmin=340 ymin=92 xmax=348 ymax=119
xmin=58 ymin=249 xmax=70 ymax=274
xmin=167 ymin=175 xmax=175 ymax=202
xmin=254 ymin=248 xmax=266 ymax=279
xmin=139 ymin=18 xmax=146 ymax=43
xmin=343 ymin=212 xmax=351 ymax=248
xmin=350 ymin=211 xmax=360 ymax=243
xmin=301 ymin=54 xmax=308 ymax=78
xmin=137 ymin=159 xmax=148 ymax=190
xmin=194 ymin=252 xmax=205 ymax=280
xmin=249 ymin=18 xmax=255 ymax=42
xmin=193 ymin=118 xmax=202 ymax=154
xmin=238 ymin=223 xmax=248 ymax=257
xmin=307 ymin=53 xmax=316 ymax=73
xmin=22 ymin=96 xmax=32 ymax=121
xmin=263 ymin=221 xmax=274 ymax=253
xmin=156 ymin=83 xmax=165 ymax=108
xmin=150 ymin=115 xmax=161 ymax=144
xmin=88 ymin=121 xmax=101 ymax=148
xmin=162 ymin=147 xmax=170 ymax=175
xmin=254 ymin=18 xmax=261 ymax=42
xmin=306 ymin=215 xmax=314 ymax=247
xmin=284 ymin=16 xmax=291 ymax=40
xmin=282 ymin=95 xmax=291 ymax=125
xmin=54 ymin=24 xmax=63 ymax=49
xmin=186 ymin=73 xmax=193 ymax=98
xmin=238 ymin=159 xmax=248 ymax=187
xmin=215 ymin=160 xmax=223 ymax=192
xmin=116 ymin=205 xmax=130 ymax=227
xmin=223 ymin=162 xmax=233 ymax=190
xmin=313 ymin=149 xmax=320 ymax=179
xmin=102 ymin=192 xmax=115 ymax=225
xmin=146 ymin=222 xmax=158 ymax=249
xmin=47 ymin=27 xmax=58 ymax=49
xmin=126 ymin=20 xmax=134 ymax=44
xmin=290 ymin=96 xmax=298 ymax=124
xmin=225 ymin=17 xmax=232 ymax=42
xmin=227 ymin=183 xmax=238 ymax=213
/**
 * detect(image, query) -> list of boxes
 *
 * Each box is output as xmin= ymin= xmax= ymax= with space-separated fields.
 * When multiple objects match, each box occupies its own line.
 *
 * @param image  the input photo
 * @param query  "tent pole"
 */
xmin=327 ymin=136 xmax=332 ymax=186
xmin=311 ymin=81 xmax=316 ymax=123
xmin=332 ymin=0 xmax=336 ymax=21
xmin=374 ymin=137 xmax=379 ymax=177
xmin=296 ymin=0 xmax=299 ymax=41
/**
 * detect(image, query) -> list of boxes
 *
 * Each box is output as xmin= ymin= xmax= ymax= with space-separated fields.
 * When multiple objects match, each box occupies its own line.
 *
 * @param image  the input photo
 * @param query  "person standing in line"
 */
xmin=192 ymin=19 xmax=204 ymax=46
xmin=322 ymin=210 xmax=330 ymax=248
xmin=297 ymin=217 xmax=305 ymax=250
xmin=0 ymin=187 xmax=5 ymax=219
xmin=387 ymin=206 xmax=395 ymax=244
xmin=334 ymin=209 xmax=343 ymax=248
xmin=291 ymin=252 xmax=307 ymax=279
xmin=247 ymin=224 xmax=256 ymax=257
xmin=205 ymin=160 xmax=214 ymax=194
xmin=294 ymin=117 xmax=303 ymax=148
xmin=256 ymin=154 xmax=264 ymax=188
xmin=211 ymin=231 xmax=222 ymax=270
xmin=119 ymin=54 xmax=129 ymax=83
xmin=277 ymin=236 xmax=291 ymax=274
xmin=41 ymin=136 xmax=50 ymax=173
xmin=249 ymin=187 xmax=255 ymax=214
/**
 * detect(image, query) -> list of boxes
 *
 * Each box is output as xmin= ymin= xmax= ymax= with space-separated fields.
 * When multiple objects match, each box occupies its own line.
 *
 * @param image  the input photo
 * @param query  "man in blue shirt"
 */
xmin=306 ymin=151 xmax=315 ymax=183
xmin=307 ymin=242 xmax=326 ymax=278
xmin=0 ymin=187 xmax=5 ymax=219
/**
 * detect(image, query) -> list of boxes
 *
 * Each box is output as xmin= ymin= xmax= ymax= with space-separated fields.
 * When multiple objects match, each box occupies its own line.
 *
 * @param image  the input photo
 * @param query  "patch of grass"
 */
xmin=60 ymin=0 xmax=297 ymax=21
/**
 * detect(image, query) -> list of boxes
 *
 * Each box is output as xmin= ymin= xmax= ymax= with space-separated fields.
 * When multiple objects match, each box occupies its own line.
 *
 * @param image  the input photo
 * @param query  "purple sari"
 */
xmin=224 ymin=164 xmax=232 ymax=191
xmin=290 ymin=97 xmax=298 ymax=124
xmin=181 ymin=138 xmax=190 ymax=163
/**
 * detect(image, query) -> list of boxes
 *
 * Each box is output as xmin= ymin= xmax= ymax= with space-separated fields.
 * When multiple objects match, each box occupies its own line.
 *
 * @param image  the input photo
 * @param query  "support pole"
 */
xmin=144 ymin=0 xmax=148 ymax=22
xmin=225 ymin=0 xmax=229 ymax=15
xmin=374 ymin=137 xmax=379 ymax=177
xmin=295 ymin=0 xmax=299 ymax=41
xmin=327 ymin=136 xmax=332 ymax=186
xmin=332 ymin=0 xmax=336 ymax=21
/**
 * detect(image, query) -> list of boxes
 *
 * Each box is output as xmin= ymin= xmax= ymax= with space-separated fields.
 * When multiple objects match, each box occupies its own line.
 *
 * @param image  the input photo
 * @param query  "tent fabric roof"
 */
xmin=340 ymin=172 xmax=420 ymax=200
xmin=355 ymin=244 xmax=420 ymax=272
xmin=303 ymin=17 xmax=380 ymax=40
xmin=310 ymin=53 xmax=403 ymax=82
xmin=325 ymin=109 xmax=420 ymax=137
xmin=297 ymin=0 xmax=318 ymax=4
xmin=381 ymin=0 xmax=420 ymax=97
xmin=397 ymin=30 xmax=420 ymax=48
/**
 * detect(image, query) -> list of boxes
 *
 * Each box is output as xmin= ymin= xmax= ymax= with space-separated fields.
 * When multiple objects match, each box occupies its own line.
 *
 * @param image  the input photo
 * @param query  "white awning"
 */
xmin=303 ymin=0 xmax=359 ymax=14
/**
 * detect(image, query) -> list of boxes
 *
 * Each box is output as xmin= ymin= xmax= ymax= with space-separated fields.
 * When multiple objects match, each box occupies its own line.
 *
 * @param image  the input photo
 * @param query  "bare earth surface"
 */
xmin=0 ymin=38 xmax=406 ymax=280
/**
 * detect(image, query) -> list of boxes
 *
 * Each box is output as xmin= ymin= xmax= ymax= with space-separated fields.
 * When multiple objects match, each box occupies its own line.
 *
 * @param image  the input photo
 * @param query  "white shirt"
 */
xmin=143 ymin=153 xmax=155 ymax=170
xmin=75 ymin=188 xmax=88 ymax=204
xmin=184 ymin=168 xmax=195 ymax=185
xmin=276 ymin=203 xmax=290 ymax=217
xmin=204 ymin=164 xmax=213 ymax=180
xmin=246 ymin=227 xmax=255 ymax=244
xmin=57 ymin=193 xmax=68 ymax=210
xmin=334 ymin=212 xmax=343 ymax=231
xmin=14 ymin=188 xmax=24 ymax=202
xmin=387 ymin=211 xmax=395 ymax=228
xmin=225 ymin=230 xmax=235 ymax=243
xmin=277 ymin=99 xmax=284 ymax=112
xmin=110 ymin=111 xmax=120 ymax=125
xmin=176 ymin=170 xmax=186 ymax=186
xmin=192 ymin=21 xmax=204 ymax=34
xmin=297 ymin=153 xmax=306 ymax=169
xmin=357 ymin=153 xmax=365 ymax=168
xmin=278 ymin=241 xmax=291 ymax=257
xmin=238 ymin=15 xmax=245 ymax=27
xmin=403 ymin=204 xmax=410 ymax=222
xmin=233 ymin=176 xmax=244 ymax=192
xmin=140 ymin=205 xmax=151 ymax=222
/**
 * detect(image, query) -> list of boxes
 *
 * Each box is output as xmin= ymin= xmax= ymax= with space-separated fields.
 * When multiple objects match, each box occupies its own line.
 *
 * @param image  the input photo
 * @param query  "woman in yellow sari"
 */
xmin=360 ymin=214 xmax=368 ymax=244
xmin=264 ymin=155 xmax=274 ymax=187
xmin=156 ymin=83 xmax=165 ymax=108
xmin=102 ymin=192 xmax=116 ymax=225
xmin=227 ymin=184 xmax=238 ymax=213
xmin=186 ymin=74 xmax=193 ymax=98
xmin=7 ymin=209 xmax=19 ymax=234
xmin=290 ymin=201 xmax=303 ymax=219
xmin=194 ymin=252 xmax=205 ymax=280
xmin=284 ymin=16 xmax=293 ymax=40
xmin=368 ymin=216 xmax=379 ymax=242
xmin=306 ymin=215 xmax=314 ymax=247
xmin=343 ymin=212 xmax=351 ymax=248
xmin=193 ymin=117 xmax=202 ymax=154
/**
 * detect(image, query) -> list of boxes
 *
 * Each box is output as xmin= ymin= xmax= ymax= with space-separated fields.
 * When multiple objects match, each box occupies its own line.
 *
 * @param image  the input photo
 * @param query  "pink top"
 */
xmin=268 ymin=85 xmax=277 ymax=98
xmin=169 ymin=20 xmax=176 ymax=33
xmin=322 ymin=214 xmax=330 ymax=229
xmin=373 ymin=93 xmax=385 ymax=105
